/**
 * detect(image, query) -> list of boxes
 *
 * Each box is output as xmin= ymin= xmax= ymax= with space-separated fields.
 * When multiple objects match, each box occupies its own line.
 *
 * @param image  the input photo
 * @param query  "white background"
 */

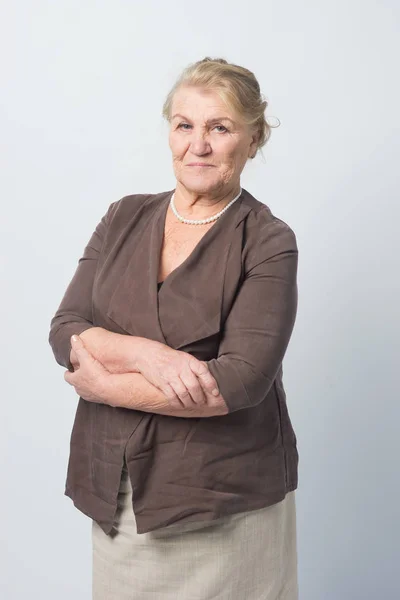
xmin=2 ymin=1 xmax=399 ymax=598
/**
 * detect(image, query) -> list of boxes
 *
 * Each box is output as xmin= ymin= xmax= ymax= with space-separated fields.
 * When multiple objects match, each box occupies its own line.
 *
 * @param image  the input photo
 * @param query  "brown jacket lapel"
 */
xmin=103 ymin=190 xmax=252 ymax=352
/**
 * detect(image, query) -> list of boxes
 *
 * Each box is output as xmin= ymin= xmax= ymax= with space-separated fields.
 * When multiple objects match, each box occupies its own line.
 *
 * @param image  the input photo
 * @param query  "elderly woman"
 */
xmin=49 ymin=57 xmax=299 ymax=600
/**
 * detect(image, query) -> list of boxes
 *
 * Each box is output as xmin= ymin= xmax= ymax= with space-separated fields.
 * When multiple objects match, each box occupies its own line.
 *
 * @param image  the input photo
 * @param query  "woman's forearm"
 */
xmin=76 ymin=327 xmax=147 ymax=373
xmin=66 ymin=332 xmax=227 ymax=417
xmin=103 ymin=372 xmax=228 ymax=418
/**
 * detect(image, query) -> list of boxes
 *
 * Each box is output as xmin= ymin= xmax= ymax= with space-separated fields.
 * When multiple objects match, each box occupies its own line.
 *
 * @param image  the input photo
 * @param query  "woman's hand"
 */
xmin=64 ymin=335 xmax=111 ymax=404
xmin=70 ymin=347 xmax=79 ymax=371
xmin=135 ymin=339 xmax=220 ymax=410
xmin=69 ymin=328 xmax=142 ymax=375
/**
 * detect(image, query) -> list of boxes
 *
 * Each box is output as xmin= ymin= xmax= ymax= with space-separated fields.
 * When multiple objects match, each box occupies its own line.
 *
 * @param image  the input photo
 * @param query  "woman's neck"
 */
xmin=173 ymin=182 xmax=241 ymax=219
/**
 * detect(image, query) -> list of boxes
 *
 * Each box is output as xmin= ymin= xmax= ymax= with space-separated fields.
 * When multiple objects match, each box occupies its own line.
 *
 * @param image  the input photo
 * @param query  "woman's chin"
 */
xmin=177 ymin=176 xmax=224 ymax=196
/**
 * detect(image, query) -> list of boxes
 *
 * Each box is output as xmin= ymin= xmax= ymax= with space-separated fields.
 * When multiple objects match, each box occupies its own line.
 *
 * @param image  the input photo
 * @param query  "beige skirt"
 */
xmin=92 ymin=466 xmax=298 ymax=600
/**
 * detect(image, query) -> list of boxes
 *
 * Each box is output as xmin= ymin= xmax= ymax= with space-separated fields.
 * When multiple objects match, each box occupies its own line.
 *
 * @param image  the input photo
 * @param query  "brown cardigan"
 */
xmin=48 ymin=188 xmax=299 ymax=535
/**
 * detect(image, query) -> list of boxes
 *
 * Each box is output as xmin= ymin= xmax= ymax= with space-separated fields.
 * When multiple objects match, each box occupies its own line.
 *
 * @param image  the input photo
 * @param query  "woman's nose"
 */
xmin=189 ymin=135 xmax=211 ymax=156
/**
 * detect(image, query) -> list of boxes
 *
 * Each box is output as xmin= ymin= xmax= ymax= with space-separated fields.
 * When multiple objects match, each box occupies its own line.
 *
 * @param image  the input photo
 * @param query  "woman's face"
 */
xmin=169 ymin=86 xmax=258 ymax=197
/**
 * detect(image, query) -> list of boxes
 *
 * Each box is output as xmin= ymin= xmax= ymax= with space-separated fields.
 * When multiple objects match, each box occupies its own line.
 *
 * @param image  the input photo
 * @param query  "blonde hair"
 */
xmin=162 ymin=57 xmax=278 ymax=156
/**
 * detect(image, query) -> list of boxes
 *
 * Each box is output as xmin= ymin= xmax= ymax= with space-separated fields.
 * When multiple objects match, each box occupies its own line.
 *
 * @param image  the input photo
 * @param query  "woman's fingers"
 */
xmin=179 ymin=368 xmax=206 ymax=405
xmin=69 ymin=347 xmax=79 ymax=370
xmin=162 ymin=375 xmax=205 ymax=409
xmin=69 ymin=334 xmax=96 ymax=368
xmin=155 ymin=352 xmax=220 ymax=409
xmin=169 ymin=376 xmax=198 ymax=408
xmin=189 ymin=359 xmax=220 ymax=398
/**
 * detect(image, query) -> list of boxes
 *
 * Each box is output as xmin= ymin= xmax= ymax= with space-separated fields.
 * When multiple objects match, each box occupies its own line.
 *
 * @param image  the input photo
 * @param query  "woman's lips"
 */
xmin=186 ymin=163 xmax=214 ymax=167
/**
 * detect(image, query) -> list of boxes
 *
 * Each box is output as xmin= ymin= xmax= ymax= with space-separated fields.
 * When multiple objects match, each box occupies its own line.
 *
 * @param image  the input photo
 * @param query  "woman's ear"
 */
xmin=248 ymin=129 xmax=260 ymax=159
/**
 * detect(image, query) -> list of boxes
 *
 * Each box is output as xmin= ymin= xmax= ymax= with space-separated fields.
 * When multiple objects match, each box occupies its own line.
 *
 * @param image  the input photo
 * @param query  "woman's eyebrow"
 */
xmin=171 ymin=113 xmax=190 ymax=121
xmin=171 ymin=114 xmax=236 ymax=125
xmin=207 ymin=117 xmax=235 ymax=125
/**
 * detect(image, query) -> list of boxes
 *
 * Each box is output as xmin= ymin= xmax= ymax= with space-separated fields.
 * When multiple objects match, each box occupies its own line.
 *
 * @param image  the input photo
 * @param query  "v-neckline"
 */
xmin=153 ymin=189 xmax=241 ymax=294
xmin=105 ymin=187 xmax=251 ymax=349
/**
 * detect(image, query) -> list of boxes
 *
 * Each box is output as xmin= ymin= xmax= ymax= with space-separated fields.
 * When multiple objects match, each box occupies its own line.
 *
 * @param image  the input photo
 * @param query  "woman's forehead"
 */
xmin=171 ymin=87 xmax=239 ymax=122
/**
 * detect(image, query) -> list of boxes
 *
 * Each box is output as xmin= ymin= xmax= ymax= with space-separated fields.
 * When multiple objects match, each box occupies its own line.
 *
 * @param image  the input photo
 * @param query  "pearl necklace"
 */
xmin=170 ymin=188 xmax=242 ymax=225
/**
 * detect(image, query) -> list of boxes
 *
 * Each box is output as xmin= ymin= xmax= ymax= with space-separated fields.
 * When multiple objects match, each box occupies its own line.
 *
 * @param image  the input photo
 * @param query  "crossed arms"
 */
xmin=48 ymin=203 xmax=298 ymax=418
xmin=64 ymin=328 xmax=228 ymax=418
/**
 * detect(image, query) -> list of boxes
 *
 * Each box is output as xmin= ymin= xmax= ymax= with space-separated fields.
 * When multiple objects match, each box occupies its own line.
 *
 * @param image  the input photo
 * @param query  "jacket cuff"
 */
xmin=207 ymin=356 xmax=253 ymax=413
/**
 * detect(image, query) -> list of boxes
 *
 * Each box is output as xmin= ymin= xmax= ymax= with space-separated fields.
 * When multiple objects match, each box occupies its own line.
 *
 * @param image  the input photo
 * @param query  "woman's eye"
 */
xmin=214 ymin=125 xmax=228 ymax=133
xmin=178 ymin=123 xmax=192 ymax=130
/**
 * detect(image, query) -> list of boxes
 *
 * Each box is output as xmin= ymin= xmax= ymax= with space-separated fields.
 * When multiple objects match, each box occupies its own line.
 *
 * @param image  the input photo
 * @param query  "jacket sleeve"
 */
xmin=206 ymin=219 xmax=298 ymax=413
xmin=48 ymin=202 xmax=115 ymax=371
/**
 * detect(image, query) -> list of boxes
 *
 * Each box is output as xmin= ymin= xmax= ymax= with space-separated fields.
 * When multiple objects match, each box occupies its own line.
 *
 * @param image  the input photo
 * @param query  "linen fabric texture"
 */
xmin=92 ymin=465 xmax=298 ymax=599
xmin=48 ymin=188 xmax=299 ymax=535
